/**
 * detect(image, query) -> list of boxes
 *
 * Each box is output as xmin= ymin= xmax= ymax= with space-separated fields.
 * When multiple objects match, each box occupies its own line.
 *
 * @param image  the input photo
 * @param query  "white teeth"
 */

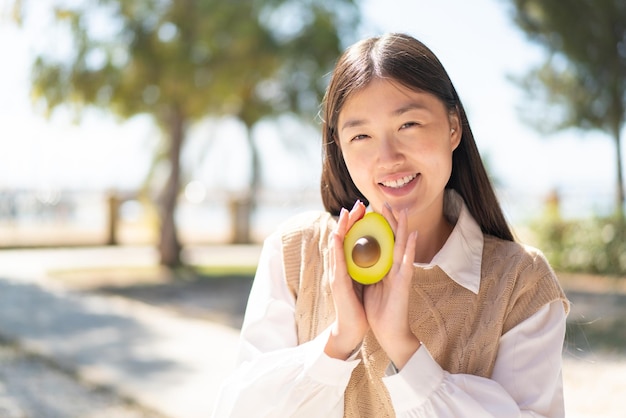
xmin=381 ymin=174 xmax=417 ymax=188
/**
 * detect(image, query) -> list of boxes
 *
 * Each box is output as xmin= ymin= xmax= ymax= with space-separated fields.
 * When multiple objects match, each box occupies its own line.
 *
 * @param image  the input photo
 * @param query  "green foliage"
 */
xmin=27 ymin=0 xmax=359 ymax=127
xmin=506 ymin=0 xmax=626 ymax=134
xmin=504 ymin=0 xmax=626 ymax=219
xmin=19 ymin=0 xmax=361 ymax=261
xmin=531 ymin=208 xmax=626 ymax=276
xmin=30 ymin=0 xmax=268 ymax=123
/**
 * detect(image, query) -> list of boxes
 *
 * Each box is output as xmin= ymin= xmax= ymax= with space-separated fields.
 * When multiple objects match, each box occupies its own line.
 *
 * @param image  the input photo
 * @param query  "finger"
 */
xmin=330 ymin=208 xmax=349 ymax=286
xmin=392 ymin=209 xmax=410 ymax=271
xmin=353 ymin=281 xmax=365 ymax=304
xmin=333 ymin=208 xmax=350 ymax=271
xmin=347 ymin=200 xmax=366 ymax=228
xmin=333 ymin=201 xmax=365 ymax=285
xmin=399 ymin=230 xmax=418 ymax=279
xmin=382 ymin=202 xmax=398 ymax=232
xmin=336 ymin=207 xmax=349 ymax=237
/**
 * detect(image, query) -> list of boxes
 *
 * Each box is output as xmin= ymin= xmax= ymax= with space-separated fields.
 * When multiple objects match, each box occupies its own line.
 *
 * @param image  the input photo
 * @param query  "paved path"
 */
xmin=0 ymin=341 xmax=158 ymax=418
xmin=562 ymin=355 xmax=626 ymax=418
xmin=0 ymin=246 xmax=624 ymax=417
xmin=0 ymin=246 xmax=254 ymax=418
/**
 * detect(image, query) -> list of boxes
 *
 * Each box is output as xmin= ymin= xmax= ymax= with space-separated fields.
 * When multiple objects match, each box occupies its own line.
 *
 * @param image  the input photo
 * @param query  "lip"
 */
xmin=378 ymin=172 xmax=418 ymax=185
xmin=379 ymin=173 xmax=418 ymax=188
xmin=378 ymin=173 xmax=420 ymax=197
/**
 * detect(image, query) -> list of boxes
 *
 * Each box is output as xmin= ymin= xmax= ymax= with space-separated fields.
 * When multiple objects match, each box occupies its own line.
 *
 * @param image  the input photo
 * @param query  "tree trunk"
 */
xmin=105 ymin=191 xmax=119 ymax=246
xmin=229 ymin=196 xmax=252 ymax=244
xmin=159 ymin=107 xmax=185 ymax=266
xmin=229 ymin=123 xmax=259 ymax=244
xmin=614 ymin=124 xmax=625 ymax=222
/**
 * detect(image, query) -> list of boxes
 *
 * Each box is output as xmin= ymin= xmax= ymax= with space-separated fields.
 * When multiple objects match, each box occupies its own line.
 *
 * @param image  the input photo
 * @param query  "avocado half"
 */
xmin=343 ymin=212 xmax=394 ymax=284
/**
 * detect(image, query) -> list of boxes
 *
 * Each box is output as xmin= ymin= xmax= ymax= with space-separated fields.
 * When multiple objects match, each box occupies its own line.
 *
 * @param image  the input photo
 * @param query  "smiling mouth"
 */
xmin=380 ymin=173 xmax=418 ymax=189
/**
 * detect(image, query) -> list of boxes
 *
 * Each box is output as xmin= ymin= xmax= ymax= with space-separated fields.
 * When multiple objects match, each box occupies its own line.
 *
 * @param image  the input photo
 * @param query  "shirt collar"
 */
xmin=414 ymin=189 xmax=484 ymax=294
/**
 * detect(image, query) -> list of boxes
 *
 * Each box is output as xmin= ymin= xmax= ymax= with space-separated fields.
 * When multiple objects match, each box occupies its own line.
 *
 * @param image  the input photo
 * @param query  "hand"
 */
xmin=324 ymin=201 xmax=370 ymax=360
xmin=363 ymin=206 xmax=420 ymax=369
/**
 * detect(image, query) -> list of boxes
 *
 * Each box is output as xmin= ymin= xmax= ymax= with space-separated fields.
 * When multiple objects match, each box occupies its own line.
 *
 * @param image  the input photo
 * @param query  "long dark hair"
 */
xmin=320 ymin=33 xmax=514 ymax=241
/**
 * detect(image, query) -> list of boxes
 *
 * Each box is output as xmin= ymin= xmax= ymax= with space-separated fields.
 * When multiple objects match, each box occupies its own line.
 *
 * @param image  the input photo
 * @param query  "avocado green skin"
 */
xmin=343 ymin=212 xmax=394 ymax=285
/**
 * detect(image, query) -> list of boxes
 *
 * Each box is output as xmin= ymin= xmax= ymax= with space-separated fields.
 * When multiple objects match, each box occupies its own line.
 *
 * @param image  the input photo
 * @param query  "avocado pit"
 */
xmin=351 ymin=235 xmax=381 ymax=268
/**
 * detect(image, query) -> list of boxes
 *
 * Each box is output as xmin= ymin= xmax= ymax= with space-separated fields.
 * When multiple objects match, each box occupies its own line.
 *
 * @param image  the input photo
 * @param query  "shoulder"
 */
xmin=483 ymin=235 xmax=553 ymax=278
xmin=483 ymin=235 xmax=569 ymax=320
xmin=274 ymin=210 xmax=337 ymax=241
xmin=274 ymin=211 xmax=336 ymax=296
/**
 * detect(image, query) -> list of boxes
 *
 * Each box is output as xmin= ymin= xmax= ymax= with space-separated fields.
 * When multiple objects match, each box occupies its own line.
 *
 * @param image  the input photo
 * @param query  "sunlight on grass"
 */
xmin=193 ymin=264 xmax=257 ymax=277
xmin=47 ymin=263 xmax=256 ymax=290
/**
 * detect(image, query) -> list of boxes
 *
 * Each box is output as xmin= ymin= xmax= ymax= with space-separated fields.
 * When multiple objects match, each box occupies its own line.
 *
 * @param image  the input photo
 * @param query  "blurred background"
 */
xmin=1 ymin=0 xmax=623 ymax=274
xmin=0 ymin=0 xmax=625 ymax=416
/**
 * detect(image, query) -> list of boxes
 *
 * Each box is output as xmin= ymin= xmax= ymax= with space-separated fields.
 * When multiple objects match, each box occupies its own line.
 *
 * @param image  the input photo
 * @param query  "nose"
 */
xmin=377 ymin=135 xmax=403 ymax=169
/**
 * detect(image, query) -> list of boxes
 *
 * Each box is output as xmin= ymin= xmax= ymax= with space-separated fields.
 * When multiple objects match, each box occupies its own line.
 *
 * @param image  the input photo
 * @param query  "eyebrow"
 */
xmin=340 ymin=102 xmax=431 ymax=132
xmin=340 ymin=118 xmax=368 ymax=132
xmin=393 ymin=102 xmax=430 ymax=116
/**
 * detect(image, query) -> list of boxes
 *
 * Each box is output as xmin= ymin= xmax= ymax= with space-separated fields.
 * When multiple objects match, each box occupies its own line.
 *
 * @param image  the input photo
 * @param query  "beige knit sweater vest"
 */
xmin=280 ymin=211 xmax=569 ymax=418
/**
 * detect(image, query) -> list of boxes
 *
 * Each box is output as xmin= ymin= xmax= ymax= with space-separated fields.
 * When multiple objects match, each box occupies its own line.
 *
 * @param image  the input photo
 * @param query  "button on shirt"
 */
xmin=211 ymin=192 xmax=568 ymax=418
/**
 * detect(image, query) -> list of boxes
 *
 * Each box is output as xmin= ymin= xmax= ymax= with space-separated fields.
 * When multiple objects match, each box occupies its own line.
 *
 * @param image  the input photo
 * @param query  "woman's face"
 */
xmin=337 ymin=78 xmax=461 ymax=226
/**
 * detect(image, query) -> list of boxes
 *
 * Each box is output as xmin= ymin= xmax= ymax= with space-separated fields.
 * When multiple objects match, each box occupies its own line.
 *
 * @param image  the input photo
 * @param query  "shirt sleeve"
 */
xmin=211 ymin=232 xmax=360 ymax=418
xmin=382 ymin=300 xmax=567 ymax=417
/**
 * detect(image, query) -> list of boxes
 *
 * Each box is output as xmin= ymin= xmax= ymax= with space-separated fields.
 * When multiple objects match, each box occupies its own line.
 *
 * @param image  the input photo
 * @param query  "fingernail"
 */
xmin=352 ymin=200 xmax=361 ymax=210
xmin=384 ymin=202 xmax=392 ymax=211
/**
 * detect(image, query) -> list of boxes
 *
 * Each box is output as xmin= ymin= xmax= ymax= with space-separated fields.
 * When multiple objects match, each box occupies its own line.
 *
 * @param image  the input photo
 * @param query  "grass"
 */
xmin=47 ymin=263 xmax=256 ymax=291
xmin=193 ymin=264 xmax=257 ymax=278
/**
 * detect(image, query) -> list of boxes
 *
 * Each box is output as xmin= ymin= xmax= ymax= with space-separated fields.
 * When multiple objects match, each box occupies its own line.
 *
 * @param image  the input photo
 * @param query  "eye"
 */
xmin=351 ymin=134 xmax=370 ymax=141
xmin=400 ymin=121 xmax=420 ymax=130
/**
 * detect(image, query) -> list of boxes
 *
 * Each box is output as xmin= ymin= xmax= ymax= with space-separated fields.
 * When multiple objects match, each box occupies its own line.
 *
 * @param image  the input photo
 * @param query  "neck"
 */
xmin=407 ymin=195 xmax=454 ymax=263
xmin=412 ymin=215 xmax=453 ymax=263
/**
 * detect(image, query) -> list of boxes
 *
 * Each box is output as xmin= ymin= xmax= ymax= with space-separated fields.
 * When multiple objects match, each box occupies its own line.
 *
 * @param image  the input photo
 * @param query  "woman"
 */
xmin=212 ymin=33 xmax=569 ymax=418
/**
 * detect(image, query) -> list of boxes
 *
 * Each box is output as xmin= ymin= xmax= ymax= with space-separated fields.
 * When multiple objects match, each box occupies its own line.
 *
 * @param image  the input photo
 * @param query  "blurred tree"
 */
xmin=504 ymin=0 xmax=626 ymax=220
xmin=222 ymin=0 xmax=359 ymax=242
xmin=12 ymin=0 xmax=360 ymax=264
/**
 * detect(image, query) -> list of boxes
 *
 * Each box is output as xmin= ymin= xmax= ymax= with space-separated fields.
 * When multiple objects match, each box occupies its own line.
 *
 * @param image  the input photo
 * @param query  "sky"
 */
xmin=0 ymin=0 xmax=621 ymax=222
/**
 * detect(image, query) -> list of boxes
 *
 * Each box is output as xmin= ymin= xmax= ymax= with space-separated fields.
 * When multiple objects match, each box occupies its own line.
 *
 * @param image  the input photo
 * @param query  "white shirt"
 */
xmin=211 ymin=193 xmax=568 ymax=418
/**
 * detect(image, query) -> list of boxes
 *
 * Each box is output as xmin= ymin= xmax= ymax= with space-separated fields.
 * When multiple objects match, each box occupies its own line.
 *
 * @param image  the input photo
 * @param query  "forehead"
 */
xmin=338 ymin=79 xmax=444 ymax=124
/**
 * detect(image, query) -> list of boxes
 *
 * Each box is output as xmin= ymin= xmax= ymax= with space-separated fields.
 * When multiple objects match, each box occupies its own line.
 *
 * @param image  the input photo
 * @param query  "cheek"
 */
xmin=419 ymin=137 xmax=454 ymax=164
xmin=342 ymin=153 xmax=371 ymax=192
xmin=429 ymin=148 xmax=454 ymax=182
